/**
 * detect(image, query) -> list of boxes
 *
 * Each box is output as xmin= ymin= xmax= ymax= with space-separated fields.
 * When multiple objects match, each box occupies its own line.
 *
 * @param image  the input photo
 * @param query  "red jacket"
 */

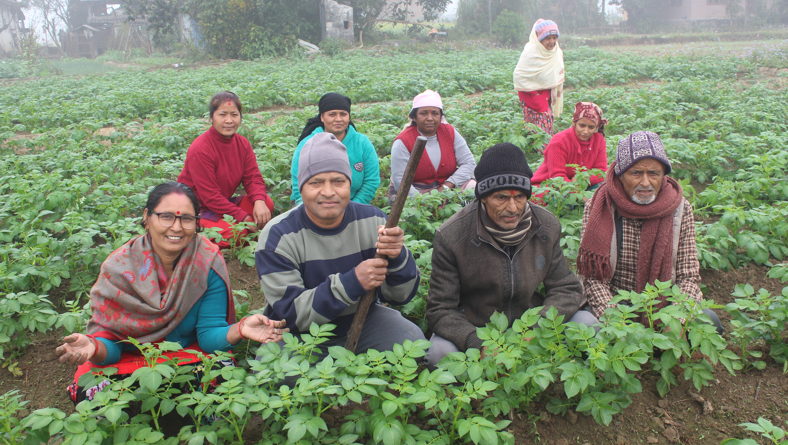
xmin=178 ymin=126 xmax=269 ymax=222
xmin=531 ymin=127 xmax=607 ymax=187
xmin=395 ymin=124 xmax=456 ymax=185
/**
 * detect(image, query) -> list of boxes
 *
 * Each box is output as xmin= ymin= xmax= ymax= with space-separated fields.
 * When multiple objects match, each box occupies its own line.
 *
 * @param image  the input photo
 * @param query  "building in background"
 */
xmin=646 ymin=0 xmax=773 ymax=23
xmin=321 ymin=0 xmax=354 ymax=44
xmin=0 ymin=0 xmax=26 ymax=56
xmin=61 ymin=0 xmax=148 ymax=58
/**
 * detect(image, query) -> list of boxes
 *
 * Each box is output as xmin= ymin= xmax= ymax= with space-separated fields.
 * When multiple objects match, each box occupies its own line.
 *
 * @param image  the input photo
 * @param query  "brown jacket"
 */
xmin=426 ymin=200 xmax=585 ymax=351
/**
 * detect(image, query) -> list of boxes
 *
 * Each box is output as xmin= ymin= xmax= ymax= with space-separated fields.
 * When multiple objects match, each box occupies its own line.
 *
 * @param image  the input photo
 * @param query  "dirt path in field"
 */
xmin=580 ymin=31 xmax=788 ymax=49
xmin=4 ymin=260 xmax=787 ymax=443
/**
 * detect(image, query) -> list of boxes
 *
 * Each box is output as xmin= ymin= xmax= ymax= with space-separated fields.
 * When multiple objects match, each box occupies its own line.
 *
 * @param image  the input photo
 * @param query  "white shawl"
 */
xmin=513 ymin=20 xmax=565 ymax=117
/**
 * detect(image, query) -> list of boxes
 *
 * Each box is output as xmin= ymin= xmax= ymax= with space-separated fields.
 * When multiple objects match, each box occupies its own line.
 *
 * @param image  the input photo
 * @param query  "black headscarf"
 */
xmin=297 ymin=93 xmax=356 ymax=143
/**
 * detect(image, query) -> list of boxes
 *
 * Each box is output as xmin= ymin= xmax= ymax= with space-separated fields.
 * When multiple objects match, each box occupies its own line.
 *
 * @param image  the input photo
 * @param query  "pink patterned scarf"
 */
xmin=87 ymin=233 xmax=234 ymax=342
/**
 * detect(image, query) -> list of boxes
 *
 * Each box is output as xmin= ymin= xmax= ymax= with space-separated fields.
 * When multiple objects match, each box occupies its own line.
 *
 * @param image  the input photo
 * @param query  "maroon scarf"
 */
xmin=87 ymin=233 xmax=234 ymax=342
xmin=578 ymin=163 xmax=682 ymax=314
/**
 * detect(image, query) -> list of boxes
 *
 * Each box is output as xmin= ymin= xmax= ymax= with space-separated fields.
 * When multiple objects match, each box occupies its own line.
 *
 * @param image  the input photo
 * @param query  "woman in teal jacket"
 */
xmin=290 ymin=93 xmax=381 ymax=205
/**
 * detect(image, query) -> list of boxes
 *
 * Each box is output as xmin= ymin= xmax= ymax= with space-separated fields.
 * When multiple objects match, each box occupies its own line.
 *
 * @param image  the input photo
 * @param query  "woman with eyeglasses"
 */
xmin=177 ymin=91 xmax=274 ymax=249
xmin=56 ymin=182 xmax=288 ymax=404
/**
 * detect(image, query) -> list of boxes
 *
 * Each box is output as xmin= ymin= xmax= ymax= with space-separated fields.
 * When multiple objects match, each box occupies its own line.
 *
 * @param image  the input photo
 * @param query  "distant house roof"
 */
xmin=0 ymin=0 xmax=25 ymax=21
xmin=0 ymin=0 xmax=25 ymax=12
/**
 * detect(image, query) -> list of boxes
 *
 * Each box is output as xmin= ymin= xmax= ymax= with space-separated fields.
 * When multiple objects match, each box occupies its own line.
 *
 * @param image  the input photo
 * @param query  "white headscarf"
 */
xmin=513 ymin=19 xmax=565 ymax=117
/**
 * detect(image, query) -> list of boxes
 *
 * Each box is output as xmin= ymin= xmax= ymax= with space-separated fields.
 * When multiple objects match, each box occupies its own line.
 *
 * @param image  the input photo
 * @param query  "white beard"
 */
xmin=632 ymin=195 xmax=656 ymax=204
xmin=631 ymin=187 xmax=656 ymax=204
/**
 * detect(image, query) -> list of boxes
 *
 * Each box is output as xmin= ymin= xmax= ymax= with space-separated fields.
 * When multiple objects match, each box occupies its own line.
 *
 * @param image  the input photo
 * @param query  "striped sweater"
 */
xmin=255 ymin=202 xmax=420 ymax=337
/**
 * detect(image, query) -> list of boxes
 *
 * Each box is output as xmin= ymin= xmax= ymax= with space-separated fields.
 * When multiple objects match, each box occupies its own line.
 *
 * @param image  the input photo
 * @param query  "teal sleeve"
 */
xmin=195 ymin=270 xmax=236 ymax=353
xmin=290 ymin=143 xmax=303 ymax=204
xmin=291 ymin=131 xmax=318 ymax=204
xmin=351 ymin=136 xmax=381 ymax=204
xmin=94 ymin=337 xmax=123 ymax=365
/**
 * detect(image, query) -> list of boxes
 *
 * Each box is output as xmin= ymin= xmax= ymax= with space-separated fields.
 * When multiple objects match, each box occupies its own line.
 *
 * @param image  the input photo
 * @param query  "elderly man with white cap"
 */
xmin=389 ymin=89 xmax=477 ymax=203
xmin=578 ymin=131 xmax=723 ymax=334
xmin=256 ymin=132 xmax=425 ymax=358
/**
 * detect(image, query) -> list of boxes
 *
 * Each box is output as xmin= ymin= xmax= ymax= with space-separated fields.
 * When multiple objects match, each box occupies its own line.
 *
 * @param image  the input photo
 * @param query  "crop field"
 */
xmin=1 ymin=40 xmax=788 ymax=444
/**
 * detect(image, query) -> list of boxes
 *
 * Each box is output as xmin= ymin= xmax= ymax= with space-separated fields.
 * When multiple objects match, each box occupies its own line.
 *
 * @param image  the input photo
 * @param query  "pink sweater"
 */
xmin=531 ymin=127 xmax=607 ymax=187
xmin=178 ymin=126 xmax=269 ymax=222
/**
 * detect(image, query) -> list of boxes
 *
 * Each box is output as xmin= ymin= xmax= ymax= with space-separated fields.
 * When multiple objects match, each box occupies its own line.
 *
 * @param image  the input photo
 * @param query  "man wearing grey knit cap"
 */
xmin=255 ymin=132 xmax=425 ymax=360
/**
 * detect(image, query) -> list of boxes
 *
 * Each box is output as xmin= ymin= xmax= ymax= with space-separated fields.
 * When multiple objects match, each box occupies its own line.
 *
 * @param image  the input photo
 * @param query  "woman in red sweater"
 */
xmin=531 ymin=102 xmax=608 ymax=202
xmin=178 ymin=92 xmax=274 ymax=249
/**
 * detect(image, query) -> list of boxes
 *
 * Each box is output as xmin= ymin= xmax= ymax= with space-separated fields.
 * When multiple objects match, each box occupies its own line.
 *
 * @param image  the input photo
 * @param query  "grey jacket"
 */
xmin=426 ymin=200 xmax=585 ymax=351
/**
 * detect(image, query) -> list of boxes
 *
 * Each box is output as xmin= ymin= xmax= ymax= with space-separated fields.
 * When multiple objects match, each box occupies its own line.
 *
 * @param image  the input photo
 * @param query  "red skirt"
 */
xmin=521 ymin=102 xmax=555 ymax=138
xmin=67 ymin=343 xmax=233 ymax=404
xmin=199 ymin=195 xmax=273 ymax=249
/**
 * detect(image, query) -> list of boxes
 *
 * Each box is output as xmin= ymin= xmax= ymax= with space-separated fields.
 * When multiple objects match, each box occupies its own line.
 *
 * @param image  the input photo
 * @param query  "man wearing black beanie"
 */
xmin=424 ymin=143 xmax=598 ymax=367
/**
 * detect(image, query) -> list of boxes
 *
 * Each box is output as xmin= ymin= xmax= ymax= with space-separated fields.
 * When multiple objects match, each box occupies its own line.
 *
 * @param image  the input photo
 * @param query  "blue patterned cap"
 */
xmin=534 ymin=20 xmax=559 ymax=41
xmin=614 ymin=131 xmax=672 ymax=176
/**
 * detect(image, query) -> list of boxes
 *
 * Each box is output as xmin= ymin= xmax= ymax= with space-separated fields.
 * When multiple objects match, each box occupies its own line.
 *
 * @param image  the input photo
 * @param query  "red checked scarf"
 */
xmin=87 ymin=233 xmax=234 ymax=342
xmin=572 ymin=101 xmax=608 ymax=135
xmin=578 ymin=163 xmax=682 ymax=310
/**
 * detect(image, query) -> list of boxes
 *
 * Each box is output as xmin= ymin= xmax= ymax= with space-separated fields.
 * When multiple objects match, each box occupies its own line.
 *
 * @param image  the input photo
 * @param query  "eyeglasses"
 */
xmin=150 ymin=211 xmax=199 ymax=229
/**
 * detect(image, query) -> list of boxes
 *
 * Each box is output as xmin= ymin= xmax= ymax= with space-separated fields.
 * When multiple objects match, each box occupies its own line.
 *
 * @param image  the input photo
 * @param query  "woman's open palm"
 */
xmin=56 ymin=333 xmax=96 ymax=365
xmin=241 ymin=314 xmax=289 ymax=344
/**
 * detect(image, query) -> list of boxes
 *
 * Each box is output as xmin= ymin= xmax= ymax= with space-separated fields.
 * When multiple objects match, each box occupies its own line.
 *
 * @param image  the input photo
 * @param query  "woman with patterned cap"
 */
xmin=531 ymin=102 xmax=609 ymax=196
xmin=389 ymin=89 xmax=477 ymax=203
xmin=291 ymin=92 xmax=381 ymax=206
xmin=513 ymin=19 xmax=565 ymax=137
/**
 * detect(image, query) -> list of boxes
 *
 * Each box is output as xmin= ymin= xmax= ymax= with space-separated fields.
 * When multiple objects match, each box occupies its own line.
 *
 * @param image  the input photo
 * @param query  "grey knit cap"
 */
xmin=614 ymin=131 xmax=672 ymax=176
xmin=297 ymin=132 xmax=352 ymax=191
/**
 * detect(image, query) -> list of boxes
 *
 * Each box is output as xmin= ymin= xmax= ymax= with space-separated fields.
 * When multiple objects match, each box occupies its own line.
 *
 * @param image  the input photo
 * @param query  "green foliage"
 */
xmin=192 ymin=0 xmax=319 ymax=59
xmin=124 ymin=0 xmax=322 ymax=57
xmin=726 ymin=284 xmax=788 ymax=372
xmin=723 ymin=418 xmax=788 ymax=445
xmin=348 ymin=0 xmax=450 ymax=36
xmin=492 ymin=10 xmax=525 ymax=45
xmin=0 ymin=292 xmax=58 ymax=373
xmin=0 ymin=59 xmax=37 ymax=79
xmin=123 ymin=0 xmax=186 ymax=47
xmin=2 ymin=41 xmax=788 ymax=444
xmin=319 ymin=38 xmax=348 ymax=57
xmin=0 ymin=390 xmax=28 ymax=443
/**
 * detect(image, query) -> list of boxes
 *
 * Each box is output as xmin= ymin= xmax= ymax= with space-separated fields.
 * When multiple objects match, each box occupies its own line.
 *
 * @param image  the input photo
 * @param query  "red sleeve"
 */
xmin=239 ymin=138 xmax=269 ymax=205
xmin=588 ymin=135 xmax=608 ymax=186
xmin=544 ymin=137 xmax=572 ymax=183
xmin=518 ymin=90 xmax=550 ymax=113
xmin=188 ymin=148 xmax=249 ymax=222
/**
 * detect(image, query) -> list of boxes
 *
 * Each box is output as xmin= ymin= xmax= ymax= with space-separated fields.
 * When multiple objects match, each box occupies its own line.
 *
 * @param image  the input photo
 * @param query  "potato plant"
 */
xmin=1 ymin=42 xmax=787 ymax=443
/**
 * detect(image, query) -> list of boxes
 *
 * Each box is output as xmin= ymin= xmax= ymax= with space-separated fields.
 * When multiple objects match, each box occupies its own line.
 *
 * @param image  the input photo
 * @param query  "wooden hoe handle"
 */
xmin=344 ymin=136 xmax=428 ymax=352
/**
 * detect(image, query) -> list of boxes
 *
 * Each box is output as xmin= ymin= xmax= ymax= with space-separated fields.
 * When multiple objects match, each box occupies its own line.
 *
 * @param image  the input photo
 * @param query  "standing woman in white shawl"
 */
xmin=513 ymin=19 xmax=565 ymax=138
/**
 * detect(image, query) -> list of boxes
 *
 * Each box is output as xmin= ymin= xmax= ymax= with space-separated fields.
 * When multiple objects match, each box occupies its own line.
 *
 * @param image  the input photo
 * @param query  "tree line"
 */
xmin=25 ymin=0 xmax=788 ymax=59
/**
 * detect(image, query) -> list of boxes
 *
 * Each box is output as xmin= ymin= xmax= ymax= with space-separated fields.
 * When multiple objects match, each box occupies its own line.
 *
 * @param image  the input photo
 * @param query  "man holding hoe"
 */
xmin=255 ymin=132 xmax=425 ymax=358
